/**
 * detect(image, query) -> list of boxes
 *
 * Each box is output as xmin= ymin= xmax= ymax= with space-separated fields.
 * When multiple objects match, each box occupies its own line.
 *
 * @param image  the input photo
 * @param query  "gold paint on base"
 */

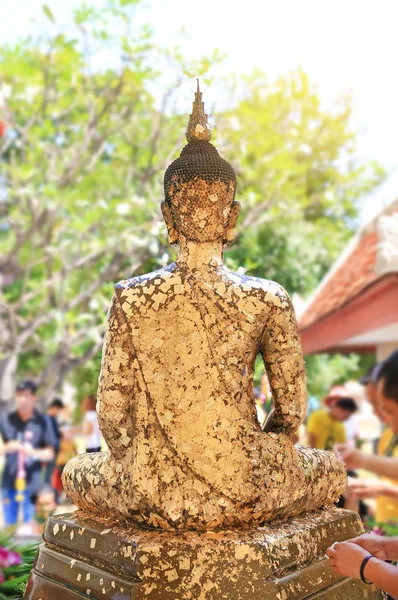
xmin=24 ymin=509 xmax=385 ymax=600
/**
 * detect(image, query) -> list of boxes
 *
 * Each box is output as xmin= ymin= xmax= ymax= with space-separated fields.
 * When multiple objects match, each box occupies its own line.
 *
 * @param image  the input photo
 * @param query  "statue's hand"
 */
xmin=262 ymin=407 xmax=295 ymax=439
xmin=262 ymin=408 xmax=283 ymax=433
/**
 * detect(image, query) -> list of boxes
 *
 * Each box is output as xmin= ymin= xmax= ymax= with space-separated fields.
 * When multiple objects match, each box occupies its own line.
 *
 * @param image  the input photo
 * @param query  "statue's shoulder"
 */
xmin=228 ymin=271 xmax=290 ymax=306
xmin=114 ymin=263 xmax=178 ymax=293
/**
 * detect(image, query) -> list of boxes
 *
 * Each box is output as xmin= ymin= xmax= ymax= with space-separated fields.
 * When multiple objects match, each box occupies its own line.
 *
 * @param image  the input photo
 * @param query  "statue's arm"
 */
xmin=260 ymin=284 xmax=307 ymax=436
xmin=96 ymin=291 xmax=136 ymax=459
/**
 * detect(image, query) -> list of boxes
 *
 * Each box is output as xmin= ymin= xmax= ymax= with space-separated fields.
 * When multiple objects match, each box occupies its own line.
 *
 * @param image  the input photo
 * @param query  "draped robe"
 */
xmin=72 ymin=262 xmax=346 ymax=529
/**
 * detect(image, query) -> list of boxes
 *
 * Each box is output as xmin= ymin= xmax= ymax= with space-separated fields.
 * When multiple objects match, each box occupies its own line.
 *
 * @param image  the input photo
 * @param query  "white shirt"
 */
xmin=84 ymin=410 xmax=101 ymax=449
xmin=343 ymin=414 xmax=359 ymax=442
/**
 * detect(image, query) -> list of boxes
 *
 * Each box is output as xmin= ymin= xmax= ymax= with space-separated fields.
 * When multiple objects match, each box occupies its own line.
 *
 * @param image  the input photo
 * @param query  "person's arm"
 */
xmin=337 ymin=444 xmax=398 ymax=479
xmin=261 ymin=284 xmax=307 ymax=436
xmin=0 ymin=421 xmax=26 ymax=455
xmin=351 ymin=534 xmax=398 ymax=562
xmin=347 ymin=478 xmax=398 ymax=500
xmin=359 ymin=453 xmax=398 ymax=479
xmin=326 ymin=540 xmax=398 ymax=597
xmin=0 ymin=440 xmax=24 ymax=455
xmin=25 ymin=446 xmax=54 ymax=461
xmin=365 ymin=557 xmax=398 ymax=597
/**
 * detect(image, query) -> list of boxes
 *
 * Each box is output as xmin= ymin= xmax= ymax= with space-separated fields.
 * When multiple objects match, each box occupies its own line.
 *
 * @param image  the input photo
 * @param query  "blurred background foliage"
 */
xmin=0 ymin=0 xmax=385 ymax=407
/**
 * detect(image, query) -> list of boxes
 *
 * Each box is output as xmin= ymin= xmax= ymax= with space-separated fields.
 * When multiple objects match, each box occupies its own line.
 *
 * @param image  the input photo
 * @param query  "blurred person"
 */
xmin=81 ymin=395 xmax=101 ymax=453
xmin=15 ymin=484 xmax=58 ymax=537
xmin=307 ymin=395 xmax=360 ymax=512
xmin=325 ymin=385 xmax=359 ymax=444
xmin=343 ymin=380 xmax=364 ymax=444
xmin=338 ymin=351 xmax=398 ymax=520
xmin=54 ymin=424 xmax=77 ymax=495
xmin=253 ymin=386 xmax=266 ymax=426
xmin=31 ymin=484 xmax=57 ymax=533
xmin=323 ymin=385 xmax=349 ymax=408
xmin=307 ymin=397 xmax=358 ymax=450
xmin=260 ymin=373 xmax=273 ymax=415
xmin=44 ymin=398 xmax=65 ymax=485
xmin=361 ymin=363 xmax=388 ymax=423
xmin=326 ymin=534 xmax=398 ymax=598
xmin=0 ymin=381 xmax=56 ymax=527
xmin=360 ymin=363 xmax=389 ymax=457
xmin=344 ymin=360 xmax=398 ymax=523
xmin=46 ymin=398 xmax=65 ymax=441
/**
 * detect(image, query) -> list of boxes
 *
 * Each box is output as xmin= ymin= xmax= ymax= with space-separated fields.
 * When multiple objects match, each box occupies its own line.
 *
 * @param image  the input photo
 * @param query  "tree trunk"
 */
xmin=0 ymin=351 xmax=18 ymax=416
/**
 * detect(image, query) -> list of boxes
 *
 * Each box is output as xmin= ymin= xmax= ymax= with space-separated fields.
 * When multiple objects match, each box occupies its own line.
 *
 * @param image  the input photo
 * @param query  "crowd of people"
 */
xmin=0 ymin=383 xmax=101 ymax=535
xmin=307 ymin=350 xmax=398 ymax=526
xmin=327 ymin=349 xmax=398 ymax=599
xmin=255 ymin=348 xmax=398 ymax=597
xmin=1 ymin=349 xmax=398 ymax=595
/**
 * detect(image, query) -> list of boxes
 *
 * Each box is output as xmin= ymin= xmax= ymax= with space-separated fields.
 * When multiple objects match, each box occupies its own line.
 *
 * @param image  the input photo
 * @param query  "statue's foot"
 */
xmin=62 ymin=451 xmax=125 ymax=516
xmin=294 ymin=446 xmax=347 ymax=513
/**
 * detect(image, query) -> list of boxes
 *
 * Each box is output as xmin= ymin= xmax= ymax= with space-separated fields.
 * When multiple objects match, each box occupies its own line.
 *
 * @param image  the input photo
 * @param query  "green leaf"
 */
xmin=42 ymin=3 xmax=55 ymax=23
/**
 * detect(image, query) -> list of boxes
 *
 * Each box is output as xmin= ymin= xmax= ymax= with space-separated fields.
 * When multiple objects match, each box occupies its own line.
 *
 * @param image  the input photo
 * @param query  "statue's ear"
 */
xmin=223 ymin=201 xmax=241 ymax=243
xmin=161 ymin=201 xmax=178 ymax=244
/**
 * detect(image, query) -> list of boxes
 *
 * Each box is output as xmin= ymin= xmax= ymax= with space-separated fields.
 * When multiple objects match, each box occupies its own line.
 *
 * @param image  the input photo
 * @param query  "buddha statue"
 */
xmin=63 ymin=83 xmax=346 ymax=530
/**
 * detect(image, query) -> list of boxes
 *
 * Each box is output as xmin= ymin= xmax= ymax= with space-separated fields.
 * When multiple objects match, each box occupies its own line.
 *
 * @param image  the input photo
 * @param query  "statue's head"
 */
xmin=162 ymin=82 xmax=240 ymax=245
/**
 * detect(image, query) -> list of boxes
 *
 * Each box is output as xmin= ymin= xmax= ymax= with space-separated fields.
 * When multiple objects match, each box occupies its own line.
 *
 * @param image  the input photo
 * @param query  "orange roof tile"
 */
xmin=299 ymin=230 xmax=380 ymax=330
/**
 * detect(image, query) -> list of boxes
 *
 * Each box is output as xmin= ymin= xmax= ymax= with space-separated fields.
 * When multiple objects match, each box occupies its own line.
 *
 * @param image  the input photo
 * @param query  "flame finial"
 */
xmin=186 ymin=80 xmax=212 ymax=143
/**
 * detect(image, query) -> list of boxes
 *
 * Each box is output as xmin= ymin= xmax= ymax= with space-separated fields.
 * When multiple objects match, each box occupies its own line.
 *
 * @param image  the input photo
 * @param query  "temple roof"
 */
xmin=298 ymin=199 xmax=398 ymax=354
xmin=299 ymin=230 xmax=379 ymax=330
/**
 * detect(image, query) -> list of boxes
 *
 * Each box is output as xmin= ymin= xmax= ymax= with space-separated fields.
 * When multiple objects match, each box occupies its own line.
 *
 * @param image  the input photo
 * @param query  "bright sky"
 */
xmin=3 ymin=0 xmax=398 ymax=223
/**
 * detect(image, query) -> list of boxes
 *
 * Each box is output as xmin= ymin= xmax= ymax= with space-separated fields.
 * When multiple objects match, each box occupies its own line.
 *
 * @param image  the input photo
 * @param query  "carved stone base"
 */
xmin=24 ymin=508 xmax=385 ymax=599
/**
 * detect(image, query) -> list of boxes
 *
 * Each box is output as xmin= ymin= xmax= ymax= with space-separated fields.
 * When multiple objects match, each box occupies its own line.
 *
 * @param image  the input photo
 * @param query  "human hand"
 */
xmin=22 ymin=445 xmax=36 ymax=458
xmin=326 ymin=541 xmax=370 ymax=579
xmin=4 ymin=440 xmax=24 ymax=453
xmin=334 ymin=443 xmax=364 ymax=470
xmin=347 ymin=478 xmax=390 ymax=499
xmin=349 ymin=534 xmax=389 ymax=561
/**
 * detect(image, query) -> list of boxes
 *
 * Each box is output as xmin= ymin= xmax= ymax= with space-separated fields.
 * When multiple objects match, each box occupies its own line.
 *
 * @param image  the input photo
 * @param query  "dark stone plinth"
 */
xmin=24 ymin=508 xmax=385 ymax=599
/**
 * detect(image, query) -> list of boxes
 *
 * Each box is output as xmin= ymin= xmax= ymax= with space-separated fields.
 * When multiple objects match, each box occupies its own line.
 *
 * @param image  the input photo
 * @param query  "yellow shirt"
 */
xmin=376 ymin=428 xmax=398 ymax=523
xmin=56 ymin=437 xmax=77 ymax=466
xmin=306 ymin=409 xmax=346 ymax=450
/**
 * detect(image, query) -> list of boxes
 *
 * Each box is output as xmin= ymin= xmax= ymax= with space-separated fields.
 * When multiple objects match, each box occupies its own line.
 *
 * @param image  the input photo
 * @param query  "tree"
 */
xmin=0 ymin=0 xmax=218 ymax=407
xmin=219 ymin=70 xmax=384 ymax=293
xmin=0 ymin=3 xmax=384 ymax=407
xmin=304 ymin=353 xmax=375 ymax=400
xmin=216 ymin=71 xmax=384 ymax=391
